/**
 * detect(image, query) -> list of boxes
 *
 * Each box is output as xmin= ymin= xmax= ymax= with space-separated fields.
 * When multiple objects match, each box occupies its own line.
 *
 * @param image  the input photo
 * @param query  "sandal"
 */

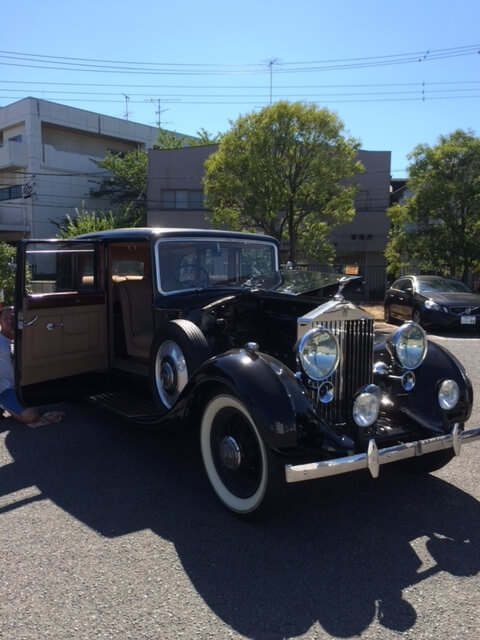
xmin=27 ymin=411 xmax=66 ymax=428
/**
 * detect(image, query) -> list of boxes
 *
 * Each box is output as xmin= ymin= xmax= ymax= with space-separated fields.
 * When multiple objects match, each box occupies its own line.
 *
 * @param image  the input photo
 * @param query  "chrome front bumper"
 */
xmin=285 ymin=424 xmax=480 ymax=483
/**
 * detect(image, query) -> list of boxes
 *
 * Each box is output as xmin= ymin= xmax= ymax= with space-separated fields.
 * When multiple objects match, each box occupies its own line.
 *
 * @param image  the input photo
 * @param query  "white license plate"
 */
xmin=461 ymin=315 xmax=476 ymax=325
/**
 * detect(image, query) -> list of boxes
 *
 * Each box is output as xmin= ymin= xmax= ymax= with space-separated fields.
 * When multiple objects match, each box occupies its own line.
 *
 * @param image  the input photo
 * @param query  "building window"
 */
xmin=160 ymin=189 xmax=204 ymax=210
xmin=0 ymin=185 xmax=22 ymax=201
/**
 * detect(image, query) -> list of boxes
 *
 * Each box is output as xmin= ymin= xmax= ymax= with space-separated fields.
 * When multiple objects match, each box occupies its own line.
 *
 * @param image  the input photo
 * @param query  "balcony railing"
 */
xmin=0 ymin=140 xmax=28 ymax=169
xmin=0 ymin=203 xmax=30 ymax=230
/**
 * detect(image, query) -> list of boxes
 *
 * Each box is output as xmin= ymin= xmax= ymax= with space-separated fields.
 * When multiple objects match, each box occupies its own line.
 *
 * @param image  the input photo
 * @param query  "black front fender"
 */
xmin=178 ymin=348 xmax=330 ymax=450
xmin=373 ymin=338 xmax=473 ymax=431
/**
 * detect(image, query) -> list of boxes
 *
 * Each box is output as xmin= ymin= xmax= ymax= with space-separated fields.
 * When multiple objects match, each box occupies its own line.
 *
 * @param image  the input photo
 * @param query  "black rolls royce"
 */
xmin=13 ymin=228 xmax=479 ymax=519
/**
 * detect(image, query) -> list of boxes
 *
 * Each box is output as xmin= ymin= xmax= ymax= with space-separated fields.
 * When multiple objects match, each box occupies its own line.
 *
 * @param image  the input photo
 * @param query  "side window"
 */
xmin=111 ymin=259 xmax=145 ymax=278
xmin=24 ymin=242 xmax=99 ymax=294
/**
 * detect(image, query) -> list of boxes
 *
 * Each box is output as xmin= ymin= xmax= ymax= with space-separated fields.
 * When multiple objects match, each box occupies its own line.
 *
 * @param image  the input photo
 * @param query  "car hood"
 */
xmin=255 ymin=269 xmax=363 ymax=297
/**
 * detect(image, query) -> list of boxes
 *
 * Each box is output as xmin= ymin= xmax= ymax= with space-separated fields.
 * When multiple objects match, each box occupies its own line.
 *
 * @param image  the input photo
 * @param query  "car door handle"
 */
xmin=46 ymin=322 xmax=64 ymax=331
xmin=23 ymin=315 xmax=38 ymax=327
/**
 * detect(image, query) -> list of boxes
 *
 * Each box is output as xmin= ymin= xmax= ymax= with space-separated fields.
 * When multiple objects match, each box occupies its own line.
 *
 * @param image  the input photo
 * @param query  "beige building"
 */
xmin=0 ymin=97 xmax=161 ymax=241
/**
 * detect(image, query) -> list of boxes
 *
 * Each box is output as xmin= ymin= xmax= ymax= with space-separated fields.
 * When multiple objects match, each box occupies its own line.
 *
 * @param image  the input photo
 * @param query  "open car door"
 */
xmin=14 ymin=239 xmax=109 ymax=407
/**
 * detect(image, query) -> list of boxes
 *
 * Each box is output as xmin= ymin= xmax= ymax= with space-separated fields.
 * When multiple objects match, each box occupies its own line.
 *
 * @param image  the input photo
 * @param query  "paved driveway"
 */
xmin=1 ymin=334 xmax=479 ymax=640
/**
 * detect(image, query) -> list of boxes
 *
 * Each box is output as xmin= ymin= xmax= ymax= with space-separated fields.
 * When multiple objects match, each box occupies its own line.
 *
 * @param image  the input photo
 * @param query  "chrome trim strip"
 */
xmin=285 ymin=424 xmax=480 ymax=483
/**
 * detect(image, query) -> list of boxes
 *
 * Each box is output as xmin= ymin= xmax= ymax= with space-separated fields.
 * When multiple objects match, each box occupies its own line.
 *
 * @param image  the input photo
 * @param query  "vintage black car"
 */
xmin=14 ymin=229 xmax=479 ymax=519
xmin=384 ymin=274 xmax=480 ymax=330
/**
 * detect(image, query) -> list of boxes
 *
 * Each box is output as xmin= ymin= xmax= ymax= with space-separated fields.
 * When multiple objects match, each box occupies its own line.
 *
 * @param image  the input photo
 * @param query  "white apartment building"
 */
xmin=0 ymin=97 xmax=161 ymax=241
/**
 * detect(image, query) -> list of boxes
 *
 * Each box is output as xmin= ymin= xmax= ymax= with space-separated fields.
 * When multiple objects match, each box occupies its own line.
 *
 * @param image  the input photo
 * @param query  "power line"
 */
xmin=2 ymin=79 xmax=480 ymax=90
xmin=0 ymin=44 xmax=478 ymax=75
xmin=2 ymin=86 xmax=480 ymax=99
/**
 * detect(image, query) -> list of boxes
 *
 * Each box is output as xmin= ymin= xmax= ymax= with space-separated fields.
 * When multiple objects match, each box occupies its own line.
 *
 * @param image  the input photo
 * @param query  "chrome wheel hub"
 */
xmin=160 ymin=360 xmax=175 ymax=392
xmin=219 ymin=436 xmax=242 ymax=470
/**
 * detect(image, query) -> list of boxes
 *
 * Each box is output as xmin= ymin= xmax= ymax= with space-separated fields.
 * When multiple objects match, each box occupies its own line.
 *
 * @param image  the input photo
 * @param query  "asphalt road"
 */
xmin=1 ymin=330 xmax=479 ymax=640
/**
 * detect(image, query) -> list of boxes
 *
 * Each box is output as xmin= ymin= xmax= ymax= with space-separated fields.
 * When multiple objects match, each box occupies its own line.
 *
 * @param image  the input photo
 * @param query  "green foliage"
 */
xmin=91 ymin=149 xmax=148 ymax=221
xmin=153 ymin=128 xmax=221 ymax=149
xmin=203 ymin=101 xmax=362 ymax=264
xmin=86 ymin=127 xmax=221 ymax=233
xmin=386 ymin=129 xmax=480 ymax=281
xmin=191 ymin=128 xmax=221 ymax=145
xmin=153 ymin=130 xmax=187 ymax=150
xmin=0 ymin=243 xmax=17 ymax=305
xmin=53 ymin=203 xmax=144 ymax=238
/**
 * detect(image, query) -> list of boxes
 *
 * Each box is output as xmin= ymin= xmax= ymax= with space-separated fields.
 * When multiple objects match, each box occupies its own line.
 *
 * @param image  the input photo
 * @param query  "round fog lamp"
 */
xmin=353 ymin=386 xmax=381 ymax=427
xmin=438 ymin=379 xmax=460 ymax=410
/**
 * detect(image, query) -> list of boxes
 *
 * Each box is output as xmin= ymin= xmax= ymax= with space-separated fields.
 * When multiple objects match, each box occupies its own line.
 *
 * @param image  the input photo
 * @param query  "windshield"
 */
xmin=156 ymin=237 xmax=279 ymax=293
xmin=417 ymin=278 xmax=472 ymax=294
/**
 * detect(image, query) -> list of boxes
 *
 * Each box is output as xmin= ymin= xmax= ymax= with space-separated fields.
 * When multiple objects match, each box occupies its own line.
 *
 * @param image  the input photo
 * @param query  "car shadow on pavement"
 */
xmin=2 ymin=402 xmax=480 ymax=639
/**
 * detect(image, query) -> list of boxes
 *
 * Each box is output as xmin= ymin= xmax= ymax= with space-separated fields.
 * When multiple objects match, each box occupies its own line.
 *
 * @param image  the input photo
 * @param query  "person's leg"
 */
xmin=0 ymin=388 xmax=64 ymax=426
xmin=0 ymin=388 xmax=39 ymax=423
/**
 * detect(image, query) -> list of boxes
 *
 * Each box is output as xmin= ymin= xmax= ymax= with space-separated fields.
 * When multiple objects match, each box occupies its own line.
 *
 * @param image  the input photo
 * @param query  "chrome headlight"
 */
xmin=438 ymin=379 xmax=460 ymax=410
xmin=387 ymin=322 xmax=427 ymax=370
xmin=353 ymin=385 xmax=381 ymax=427
xmin=297 ymin=327 xmax=339 ymax=381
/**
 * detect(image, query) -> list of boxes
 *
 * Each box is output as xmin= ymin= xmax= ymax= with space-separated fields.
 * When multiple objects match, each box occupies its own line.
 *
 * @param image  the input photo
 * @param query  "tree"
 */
xmin=53 ymin=204 xmax=136 ymax=238
xmin=203 ymin=101 xmax=362 ymax=264
xmin=386 ymin=129 xmax=480 ymax=282
xmin=191 ymin=128 xmax=221 ymax=145
xmin=90 ymin=129 xmax=221 ymax=222
xmin=0 ymin=242 xmax=17 ymax=305
xmin=53 ymin=203 xmax=145 ymax=238
xmin=153 ymin=129 xmax=186 ymax=150
xmin=92 ymin=149 xmax=148 ymax=211
xmin=153 ymin=127 xmax=221 ymax=149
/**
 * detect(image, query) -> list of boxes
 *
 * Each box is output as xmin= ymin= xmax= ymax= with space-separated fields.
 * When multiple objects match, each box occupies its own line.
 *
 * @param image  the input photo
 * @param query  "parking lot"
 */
xmin=1 ymin=331 xmax=479 ymax=640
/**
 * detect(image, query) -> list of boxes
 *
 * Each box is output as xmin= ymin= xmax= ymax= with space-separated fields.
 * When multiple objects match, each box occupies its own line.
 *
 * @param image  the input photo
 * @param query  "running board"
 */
xmin=88 ymin=392 xmax=164 ymax=426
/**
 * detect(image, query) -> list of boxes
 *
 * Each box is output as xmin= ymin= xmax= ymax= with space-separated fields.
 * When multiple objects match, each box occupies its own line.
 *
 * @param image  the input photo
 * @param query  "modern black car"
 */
xmin=384 ymin=275 xmax=480 ymax=330
xmin=13 ymin=229 xmax=479 ymax=519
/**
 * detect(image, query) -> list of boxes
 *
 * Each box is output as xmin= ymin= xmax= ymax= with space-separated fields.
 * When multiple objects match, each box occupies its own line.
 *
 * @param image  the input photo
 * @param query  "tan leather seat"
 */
xmin=117 ymin=279 xmax=154 ymax=359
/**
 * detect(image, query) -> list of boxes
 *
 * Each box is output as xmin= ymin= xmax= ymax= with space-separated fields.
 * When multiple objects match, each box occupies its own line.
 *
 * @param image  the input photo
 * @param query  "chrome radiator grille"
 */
xmin=309 ymin=317 xmax=375 ymax=425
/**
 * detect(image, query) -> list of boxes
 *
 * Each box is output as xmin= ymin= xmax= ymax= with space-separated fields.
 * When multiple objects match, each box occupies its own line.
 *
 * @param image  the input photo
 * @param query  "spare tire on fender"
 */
xmin=149 ymin=319 xmax=210 ymax=413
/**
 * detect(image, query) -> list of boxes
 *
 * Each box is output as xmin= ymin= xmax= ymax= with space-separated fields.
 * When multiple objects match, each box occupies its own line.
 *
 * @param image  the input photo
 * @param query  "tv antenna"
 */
xmin=122 ymin=94 xmax=131 ymax=120
xmin=145 ymin=98 xmax=179 ymax=128
xmin=267 ymin=58 xmax=279 ymax=104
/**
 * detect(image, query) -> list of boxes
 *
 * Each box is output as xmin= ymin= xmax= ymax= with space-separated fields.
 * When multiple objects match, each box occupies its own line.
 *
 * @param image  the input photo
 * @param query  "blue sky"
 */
xmin=2 ymin=0 xmax=479 ymax=177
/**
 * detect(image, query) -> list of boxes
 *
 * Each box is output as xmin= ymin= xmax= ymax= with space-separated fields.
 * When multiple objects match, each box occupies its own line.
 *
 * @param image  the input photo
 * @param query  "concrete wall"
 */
xmin=147 ymin=145 xmax=216 ymax=229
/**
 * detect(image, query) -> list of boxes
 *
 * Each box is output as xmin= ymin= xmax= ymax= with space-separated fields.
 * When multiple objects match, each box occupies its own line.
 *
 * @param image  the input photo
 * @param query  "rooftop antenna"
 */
xmin=267 ymin=58 xmax=279 ymax=104
xmin=146 ymin=98 xmax=171 ymax=128
xmin=122 ymin=94 xmax=130 ymax=120
xmin=145 ymin=97 xmax=180 ymax=129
